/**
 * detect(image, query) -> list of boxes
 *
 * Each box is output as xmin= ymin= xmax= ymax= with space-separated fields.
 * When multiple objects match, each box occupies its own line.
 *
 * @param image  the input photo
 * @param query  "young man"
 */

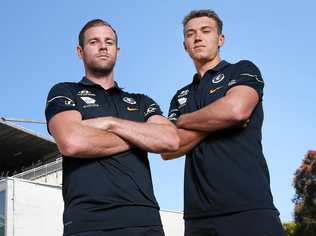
xmin=45 ymin=19 xmax=179 ymax=236
xmin=162 ymin=10 xmax=285 ymax=236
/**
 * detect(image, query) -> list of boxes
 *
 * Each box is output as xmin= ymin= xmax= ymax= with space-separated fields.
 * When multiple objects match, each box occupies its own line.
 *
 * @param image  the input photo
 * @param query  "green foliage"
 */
xmin=283 ymin=222 xmax=298 ymax=236
xmin=291 ymin=150 xmax=316 ymax=235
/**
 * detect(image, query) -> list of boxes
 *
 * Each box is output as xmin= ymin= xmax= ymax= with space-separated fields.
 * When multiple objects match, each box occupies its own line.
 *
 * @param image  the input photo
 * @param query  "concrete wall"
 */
xmin=4 ymin=178 xmax=63 ymax=236
xmin=0 ymin=178 xmax=184 ymax=236
xmin=161 ymin=210 xmax=184 ymax=235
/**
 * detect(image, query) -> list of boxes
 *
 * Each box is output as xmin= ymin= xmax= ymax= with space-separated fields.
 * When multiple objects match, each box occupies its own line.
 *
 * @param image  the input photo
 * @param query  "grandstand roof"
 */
xmin=0 ymin=118 xmax=59 ymax=176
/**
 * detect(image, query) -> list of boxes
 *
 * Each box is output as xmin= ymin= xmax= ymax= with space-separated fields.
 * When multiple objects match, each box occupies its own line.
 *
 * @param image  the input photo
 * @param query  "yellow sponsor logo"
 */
xmin=209 ymin=86 xmax=222 ymax=94
xmin=127 ymin=107 xmax=139 ymax=111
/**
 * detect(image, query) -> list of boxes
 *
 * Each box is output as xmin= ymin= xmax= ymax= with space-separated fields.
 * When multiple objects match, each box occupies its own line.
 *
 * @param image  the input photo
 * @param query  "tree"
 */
xmin=292 ymin=150 xmax=316 ymax=235
xmin=283 ymin=221 xmax=298 ymax=236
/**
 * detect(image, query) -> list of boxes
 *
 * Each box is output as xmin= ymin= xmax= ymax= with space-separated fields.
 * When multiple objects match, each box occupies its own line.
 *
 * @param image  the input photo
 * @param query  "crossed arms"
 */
xmin=161 ymin=85 xmax=259 ymax=160
xmin=48 ymin=112 xmax=179 ymax=158
xmin=48 ymin=84 xmax=258 ymax=159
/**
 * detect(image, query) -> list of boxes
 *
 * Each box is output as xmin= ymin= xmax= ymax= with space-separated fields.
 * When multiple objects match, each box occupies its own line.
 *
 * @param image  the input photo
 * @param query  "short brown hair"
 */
xmin=78 ymin=19 xmax=118 ymax=48
xmin=182 ymin=10 xmax=223 ymax=35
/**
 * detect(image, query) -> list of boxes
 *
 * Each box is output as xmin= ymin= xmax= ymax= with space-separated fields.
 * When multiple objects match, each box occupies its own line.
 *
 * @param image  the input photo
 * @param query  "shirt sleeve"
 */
xmin=167 ymin=93 xmax=180 ymax=125
xmin=45 ymin=83 xmax=79 ymax=133
xmin=142 ymin=95 xmax=163 ymax=121
xmin=227 ymin=60 xmax=264 ymax=100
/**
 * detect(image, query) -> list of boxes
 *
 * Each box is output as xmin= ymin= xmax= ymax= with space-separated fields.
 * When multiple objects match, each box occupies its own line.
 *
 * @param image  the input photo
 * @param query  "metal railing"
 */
xmin=13 ymin=158 xmax=62 ymax=180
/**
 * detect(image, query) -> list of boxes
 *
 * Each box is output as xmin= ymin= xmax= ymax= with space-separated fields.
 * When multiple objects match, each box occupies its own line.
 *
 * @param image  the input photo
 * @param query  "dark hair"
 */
xmin=78 ymin=19 xmax=118 ymax=47
xmin=182 ymin=10 xmax=223 ymax=35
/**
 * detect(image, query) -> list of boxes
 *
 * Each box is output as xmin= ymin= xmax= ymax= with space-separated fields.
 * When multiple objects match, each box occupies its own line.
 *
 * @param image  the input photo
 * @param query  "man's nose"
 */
xmin=100 ymin=42 xmax=108 ymax=50
xmin=194 ymin=31 xmax=202 ymax=42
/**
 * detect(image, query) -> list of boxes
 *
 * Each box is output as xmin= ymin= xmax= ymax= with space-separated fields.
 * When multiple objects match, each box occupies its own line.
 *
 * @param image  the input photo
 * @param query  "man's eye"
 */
xmin=186 ymin=32 xmax=194 ymax=38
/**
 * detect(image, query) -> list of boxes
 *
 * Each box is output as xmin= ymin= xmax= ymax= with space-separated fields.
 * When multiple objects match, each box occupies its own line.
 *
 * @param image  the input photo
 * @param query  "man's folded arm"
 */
xmin=48 ymin=110 xmax=131 ymax=158
xmin=161 ymin=85 xmax=258 ymax=160
xmin=176 ymin=85 xmax=259 ymax=132
xmin=83 ymin=115 xmax=180 ymax=154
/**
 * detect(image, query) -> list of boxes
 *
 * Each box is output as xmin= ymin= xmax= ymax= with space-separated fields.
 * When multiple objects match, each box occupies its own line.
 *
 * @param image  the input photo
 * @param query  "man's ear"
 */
xmin=116 ymin=47 xmax=120 ymax=56
xmin=183 ymin=41 xmax=187 ymax=51
xmin=218 ymin=34 xmax=225 ymax=48
xmin=77 ymin=46 xmax=83 ymax=59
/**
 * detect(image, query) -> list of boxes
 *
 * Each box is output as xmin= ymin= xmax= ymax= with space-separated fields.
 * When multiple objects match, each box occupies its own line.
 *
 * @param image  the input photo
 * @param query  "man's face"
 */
xmin=183 ymin=16 xmax=224 ymax=63
xmin=77 ymin=25 xmax=119 ymax=74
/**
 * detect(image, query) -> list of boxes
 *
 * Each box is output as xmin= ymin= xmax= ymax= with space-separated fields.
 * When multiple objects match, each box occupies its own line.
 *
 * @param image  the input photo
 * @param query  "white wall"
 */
xmin=5 ymin=178 xmax=63 ymax=236
xmin=2 ymin=178 xmax=184 ymax=236
xmin=161 ymin=210 xmax=184 ymax=235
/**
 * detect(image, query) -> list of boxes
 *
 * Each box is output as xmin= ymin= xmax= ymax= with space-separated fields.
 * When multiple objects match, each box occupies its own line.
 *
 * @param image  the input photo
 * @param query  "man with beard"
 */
xmin=45 ymin=19 xmax=179 ymax=236
xmin=162 ymin=10 xmax=284 ymax=236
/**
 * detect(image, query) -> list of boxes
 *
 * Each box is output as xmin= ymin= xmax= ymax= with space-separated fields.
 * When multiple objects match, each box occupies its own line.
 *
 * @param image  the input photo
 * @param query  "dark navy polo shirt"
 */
xmin=168 ymin=60 xmax=277 ymax=219
xmin=45 ymin=77 xmax=163 ymax=235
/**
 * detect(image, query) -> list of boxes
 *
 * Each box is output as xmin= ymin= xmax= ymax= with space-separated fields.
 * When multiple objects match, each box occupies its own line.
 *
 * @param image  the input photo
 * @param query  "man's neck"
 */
xmin=85 ymin=71 xmax=115 ymax=90
xmin=195 ymin=55 xmax=221 ymax=79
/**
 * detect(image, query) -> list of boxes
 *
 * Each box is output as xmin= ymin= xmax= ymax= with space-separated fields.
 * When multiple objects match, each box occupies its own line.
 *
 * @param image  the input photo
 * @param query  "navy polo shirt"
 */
xmin=45 ymin=77 xmax=163 ymax=235
xmin=168 ymin=60 xmax=277 ymax=219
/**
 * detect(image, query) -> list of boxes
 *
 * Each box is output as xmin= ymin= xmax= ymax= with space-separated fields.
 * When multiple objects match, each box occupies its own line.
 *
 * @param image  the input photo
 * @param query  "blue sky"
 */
xmin=1 ymin=0 xmax=316 ymax=223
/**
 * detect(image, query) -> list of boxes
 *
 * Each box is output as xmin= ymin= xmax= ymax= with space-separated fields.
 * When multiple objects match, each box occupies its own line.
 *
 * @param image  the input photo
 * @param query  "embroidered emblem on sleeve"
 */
xmin=144 ymin=103 xmax=158 ymax=117
xmin=168 ymin=109 xmax=179 ymax=121
xmin=228 ymin=80 xmax=237 ymax=87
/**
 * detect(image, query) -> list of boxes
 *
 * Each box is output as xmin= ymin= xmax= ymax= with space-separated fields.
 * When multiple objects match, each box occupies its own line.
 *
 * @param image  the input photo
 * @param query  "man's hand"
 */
xmin=101 ymin=115 xmax=179 ymax=153
xmin=161 ymin=128 xmax=207 ymax=160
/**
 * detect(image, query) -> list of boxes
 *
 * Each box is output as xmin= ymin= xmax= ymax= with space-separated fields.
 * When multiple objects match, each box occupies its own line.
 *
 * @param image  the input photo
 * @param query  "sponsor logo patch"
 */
xmin=80 ymin=97 xmax=96 ymax=104
xmin=178 ymin=89 xmax=189 ymax=98
xmin=123 ymin=97 xmax=137 ymax=105
xmin=127 ymin=107 xmax=139 ymax=111
xmin=80 ymin=96 xmax=100 ymax=108
xmin=209 ymin=86 xmax=223 ymax=94
xmin=178 ymin=97 xmax=187 ymax=108
xmin=212 ymin=73 xmax=225 ymax=84
xmin=77 ymin=90 xmax=95 ymax=96
xmin=65 ymin=100 xmax=75 ymax=106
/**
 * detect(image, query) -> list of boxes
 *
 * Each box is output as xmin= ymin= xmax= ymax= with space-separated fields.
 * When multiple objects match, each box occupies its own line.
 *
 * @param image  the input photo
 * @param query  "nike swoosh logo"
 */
xmin=209 ymin=86 xmax=222 ymax=94
xmin=127 ymin=107 xmax=139 ymax=111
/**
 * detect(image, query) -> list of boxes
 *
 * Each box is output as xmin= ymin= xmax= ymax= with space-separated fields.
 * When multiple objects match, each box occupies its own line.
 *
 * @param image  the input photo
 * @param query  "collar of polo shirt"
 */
xmin=192 ymin=60 xmax=230 ymax=83
xmin=79 ymin=77 xmax=122 ymax=91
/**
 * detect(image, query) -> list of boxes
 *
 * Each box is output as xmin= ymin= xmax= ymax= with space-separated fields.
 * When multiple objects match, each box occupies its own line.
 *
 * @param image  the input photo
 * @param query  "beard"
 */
xmin=85 ymin=58 xmax=116 ymax=77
